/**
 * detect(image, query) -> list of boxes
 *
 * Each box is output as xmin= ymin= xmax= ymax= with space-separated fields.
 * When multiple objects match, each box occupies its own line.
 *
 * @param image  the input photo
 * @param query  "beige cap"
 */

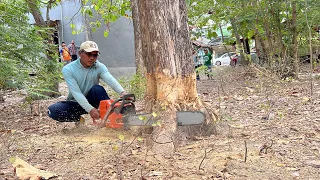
xmin=80 ymin=41 xmax=99 ymax=52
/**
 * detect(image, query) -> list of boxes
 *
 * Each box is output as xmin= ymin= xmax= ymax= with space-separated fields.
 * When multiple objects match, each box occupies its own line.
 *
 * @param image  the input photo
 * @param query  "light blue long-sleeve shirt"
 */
xmin=62 ymin=59 xmax=125 ymax=112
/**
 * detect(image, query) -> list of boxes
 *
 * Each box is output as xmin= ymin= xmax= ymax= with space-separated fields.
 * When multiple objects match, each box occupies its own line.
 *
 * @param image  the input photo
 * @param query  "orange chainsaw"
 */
xmin=97 ymin=94 xmax=136 ymax=129
xmin=97 ymin=94 xmax=205 ymax=129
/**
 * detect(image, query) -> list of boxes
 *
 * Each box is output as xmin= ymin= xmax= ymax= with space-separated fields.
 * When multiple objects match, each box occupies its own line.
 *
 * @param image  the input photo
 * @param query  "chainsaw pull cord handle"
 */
xmin=100 ymin=94 xmax=136 ymax=124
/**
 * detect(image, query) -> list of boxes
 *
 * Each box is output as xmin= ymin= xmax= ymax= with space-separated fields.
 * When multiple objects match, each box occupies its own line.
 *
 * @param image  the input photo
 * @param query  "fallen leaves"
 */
xmin=1 ymin=67 xmax=320 ymax=179
xmin=301 ymin=97 xmax=311 ymax=104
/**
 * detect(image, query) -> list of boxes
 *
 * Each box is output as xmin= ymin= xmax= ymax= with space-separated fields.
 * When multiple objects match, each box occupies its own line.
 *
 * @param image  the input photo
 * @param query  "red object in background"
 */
xmin=99 ymin=100 xmax=124 ymax=129
xmin=231 ymin=54 xmax=238 ymax=64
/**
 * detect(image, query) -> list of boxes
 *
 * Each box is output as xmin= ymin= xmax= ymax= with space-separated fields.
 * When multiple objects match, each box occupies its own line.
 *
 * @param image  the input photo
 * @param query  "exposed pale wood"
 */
xmin=132 ymin=0 xmax=203 ymax=154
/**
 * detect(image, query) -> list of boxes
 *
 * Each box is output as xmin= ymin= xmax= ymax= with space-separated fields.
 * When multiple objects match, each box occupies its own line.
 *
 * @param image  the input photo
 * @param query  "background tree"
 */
xmin=0 ymin=0 xmax=61 ymax=100
xmin=187 ymin=0 xmax=320 ymax=77
xmin=25 ymin=0 xmax=62 ymax=97
xmin=130 ymin=0 xmax=144 ymax=74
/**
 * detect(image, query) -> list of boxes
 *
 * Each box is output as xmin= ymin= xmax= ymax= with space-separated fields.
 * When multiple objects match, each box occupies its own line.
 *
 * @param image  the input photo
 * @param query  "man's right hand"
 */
xmin=90 ymin=108 xmax=106 ymax=128
xmin=89 ymin=108 xmax=100 ymax=120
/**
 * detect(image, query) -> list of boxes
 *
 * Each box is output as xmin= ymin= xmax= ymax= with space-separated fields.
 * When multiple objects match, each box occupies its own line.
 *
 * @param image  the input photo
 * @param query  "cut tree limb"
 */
xmin=9 ymin=156 xmax=58 ymax=180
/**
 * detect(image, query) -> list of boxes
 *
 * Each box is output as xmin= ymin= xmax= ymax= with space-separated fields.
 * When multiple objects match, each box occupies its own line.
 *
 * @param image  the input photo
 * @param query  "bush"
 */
xmin=0 ymin=1 xmax=62 ymax=100
xmin=107 ymin=72 xmax=146 ymax=100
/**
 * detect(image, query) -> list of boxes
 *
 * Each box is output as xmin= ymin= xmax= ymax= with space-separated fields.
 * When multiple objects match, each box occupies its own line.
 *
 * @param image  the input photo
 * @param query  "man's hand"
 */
xmin=120 ymin=91 xmax=127 ymax=97
xmin=89 ymin=108 xmax=100 ymax=120
xmin=120 ymin=91 xmax=135 ymax=101
xmin=90 ymin=108 xmax=106 ymax=128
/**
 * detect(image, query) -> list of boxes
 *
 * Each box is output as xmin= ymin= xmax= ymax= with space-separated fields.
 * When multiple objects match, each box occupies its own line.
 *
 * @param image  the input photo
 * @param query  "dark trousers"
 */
xmin=47 ymin=85 xmax=110 ymax=122
xmin=205 ymin=65 xmax=212 ymax=79
xmin=71 ymin=55 xmax=77 ymax=61
xmin=195 ymin=65 xmax=201 ymax=80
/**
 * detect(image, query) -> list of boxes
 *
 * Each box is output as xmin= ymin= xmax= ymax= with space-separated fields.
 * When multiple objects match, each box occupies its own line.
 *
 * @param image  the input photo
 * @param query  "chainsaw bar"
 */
xmin=176 ymin=111 xmax=205 ymax=126
xmin=123 ymin=111 xmax=205 ymax=128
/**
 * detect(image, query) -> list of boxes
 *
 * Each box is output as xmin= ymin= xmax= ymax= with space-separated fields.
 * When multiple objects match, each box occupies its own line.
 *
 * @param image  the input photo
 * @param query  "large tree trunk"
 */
xmin=134 ymin=0 xmax=202 ymax=154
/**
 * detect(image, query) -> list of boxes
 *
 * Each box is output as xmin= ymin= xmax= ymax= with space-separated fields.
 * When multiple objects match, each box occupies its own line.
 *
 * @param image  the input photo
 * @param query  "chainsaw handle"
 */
xmin=121 ymin=93 xmax=136 ymax=102
xmin=109 ymin=94 xmax=135 ymax=114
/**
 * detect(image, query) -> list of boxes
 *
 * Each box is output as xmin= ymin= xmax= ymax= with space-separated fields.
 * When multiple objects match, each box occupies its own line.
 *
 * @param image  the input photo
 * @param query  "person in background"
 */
xmin=68 ymin=40 xmax=79 ymax=61
xmin=48 ymin=41 xmax=128 ymax=125
xmin=60 ymin=42 xmax=71 ymax=65
xmin=203 ymin=49 xmax=213 ymax=79
xmin=193 ymin=49 xmax=200 ymax=80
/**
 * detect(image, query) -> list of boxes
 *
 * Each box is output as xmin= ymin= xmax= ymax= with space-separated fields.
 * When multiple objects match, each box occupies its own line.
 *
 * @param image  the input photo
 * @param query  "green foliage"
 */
xmin=196 ymin=65 xmax=217 ymax=78
xmin=77 ymin=0 xmax=131 ymax=37
xmin=0 ymin=58 xmax=20 ymax=89
xmin=188 ymin=0 xmax=320 ymax=74
xmin=0 ymin=0 xmax=62 ymax=99
xmin=108 ymin=72 xmax=146 ymax=100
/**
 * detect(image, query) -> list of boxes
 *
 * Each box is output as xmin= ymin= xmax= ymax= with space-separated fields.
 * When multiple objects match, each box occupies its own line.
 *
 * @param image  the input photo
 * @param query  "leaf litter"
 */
xmin=0 ymin=66 xmax=319 ymax=179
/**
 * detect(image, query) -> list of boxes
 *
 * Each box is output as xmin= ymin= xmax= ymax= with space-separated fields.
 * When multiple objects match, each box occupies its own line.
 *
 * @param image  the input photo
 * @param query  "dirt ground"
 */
xmin=0 ymin=66 xmax=320 ymax=180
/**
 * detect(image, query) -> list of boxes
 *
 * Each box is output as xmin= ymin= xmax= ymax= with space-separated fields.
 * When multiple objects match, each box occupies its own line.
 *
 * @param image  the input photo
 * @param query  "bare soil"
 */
xmin=0 ymin=66 xmax=320 ymax=180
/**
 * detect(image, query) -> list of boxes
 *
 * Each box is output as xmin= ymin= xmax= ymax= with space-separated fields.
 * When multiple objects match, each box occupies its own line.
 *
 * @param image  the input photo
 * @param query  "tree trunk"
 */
xmin=263 ymin=1 xmax=275 ymax=67
xmin=219 ymin=24 xmax=233 ymax=64
xmin=26 ymin=0 xmax=46 ymax=26
xmin=231 ymin=18 xmax=247 ymax=65
xmin=131 ymin=0 xmax=145 ymax=75
xmin=133 ymin=0 xmax=202 ymax=154
xmin=26 ymin=0 xmax=59 ymax=97
xmin=253 ymin=0 xmax=269 ymax=65
xmin=82 ymin=1 xmax=93 ymax=40
xmin=292 ymin=2 xmax=299 ymax=76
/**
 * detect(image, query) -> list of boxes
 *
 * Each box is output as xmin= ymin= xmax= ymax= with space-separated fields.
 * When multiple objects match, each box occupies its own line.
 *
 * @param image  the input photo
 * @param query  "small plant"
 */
xmin=196 ymin=65 xmax=217 ymax=79
xmin=277 ymin=111 xmax=284 ymax=120
xmin=108 ymin=72 xmax=146 ymax=99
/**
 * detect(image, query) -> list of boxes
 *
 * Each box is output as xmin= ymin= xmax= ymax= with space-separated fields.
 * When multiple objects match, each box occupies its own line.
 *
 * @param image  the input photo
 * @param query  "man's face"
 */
xmin=204 ymin=50 xmax=208 ymax=54
xmin=62 ymin=43 xmax=66 ymax=47
xmin=79 ymin=50 xmax=99 ymax=68
xmin=71 ymin=40 xmax=74 ymax=44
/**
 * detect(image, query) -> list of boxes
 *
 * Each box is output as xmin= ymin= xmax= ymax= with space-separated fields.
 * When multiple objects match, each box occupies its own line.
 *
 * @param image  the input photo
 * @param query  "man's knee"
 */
xmin=47 ymin=103 xmax=60 ymax=121
xmin=91 ymin=85 xmax=105 ymax=92
xmin=88 ymin=85 xmax=109 ymax=99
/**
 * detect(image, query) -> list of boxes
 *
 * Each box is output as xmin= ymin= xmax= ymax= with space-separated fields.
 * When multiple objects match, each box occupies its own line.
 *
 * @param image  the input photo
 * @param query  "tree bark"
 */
xmin=231 ymin=18 xmax=247 ymax=65
xmin=253 ymin=0 xmax=269 ymax=65
xmin=263 ymin=0 xmax=276 ymax=67
xmin=81 ymin=0 xmax=93 ymax=40
xmin=26 ymin=0 xmax=46 ymax=26
xmin=133 ymin=0 xmax=202 ymax=154
xmin=274 ymin=2 xmax=285 ymax=58
xmin=130 ymin=0 xmax=145 ymax=75
xmin=292 ymin=2 xmax=299 ymax=76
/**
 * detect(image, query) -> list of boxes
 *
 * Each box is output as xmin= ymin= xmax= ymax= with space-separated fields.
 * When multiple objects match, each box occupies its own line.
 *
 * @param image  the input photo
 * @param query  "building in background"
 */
xmin=28 ymin=1 xmax=135 ymax=79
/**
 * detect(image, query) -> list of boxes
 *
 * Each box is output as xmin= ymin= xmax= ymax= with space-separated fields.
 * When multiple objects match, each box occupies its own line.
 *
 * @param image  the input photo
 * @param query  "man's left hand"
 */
xmin=120 ymin=91 xmax=127 ymax=97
